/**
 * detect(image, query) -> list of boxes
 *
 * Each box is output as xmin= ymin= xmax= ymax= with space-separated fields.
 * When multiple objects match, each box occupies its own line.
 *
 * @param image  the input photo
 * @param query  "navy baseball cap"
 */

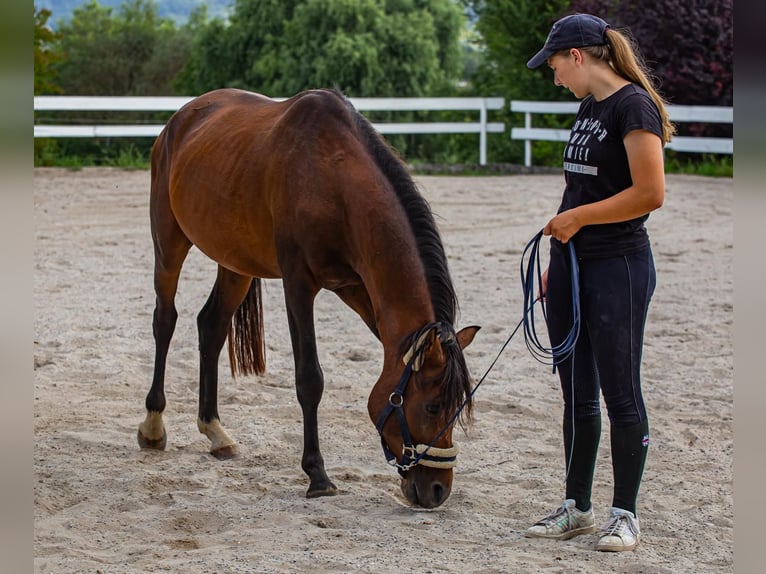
xmin=527 ymin=14 xmax=610 ymax=69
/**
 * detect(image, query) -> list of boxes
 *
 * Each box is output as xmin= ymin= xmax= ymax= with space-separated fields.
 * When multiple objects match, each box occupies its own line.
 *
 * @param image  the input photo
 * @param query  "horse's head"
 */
xmin=369 ymin=323 xmax=480 ymax=508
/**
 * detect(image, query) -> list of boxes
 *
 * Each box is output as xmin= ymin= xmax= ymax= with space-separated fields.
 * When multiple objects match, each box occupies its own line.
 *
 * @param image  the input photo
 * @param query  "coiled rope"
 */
xmin=520 ymin=229 xmax=581 ymax=369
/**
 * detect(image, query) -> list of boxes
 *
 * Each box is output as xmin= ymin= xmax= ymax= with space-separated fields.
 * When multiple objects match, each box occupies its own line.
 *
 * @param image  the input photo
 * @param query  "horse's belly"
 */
xmin=171 ymin=190 xmax=282 ymax=279
xmin=194 ymin=240 xmax=282 ymax=279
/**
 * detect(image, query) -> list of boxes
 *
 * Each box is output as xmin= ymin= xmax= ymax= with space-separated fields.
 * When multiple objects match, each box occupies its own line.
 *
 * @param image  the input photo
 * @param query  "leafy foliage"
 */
xmin=52 ymin=0 xmax=192 ymax=96
xmin=176 ymin=0 xmax=464 ymax=98
xmin=35 ymin=6 xmax=64 ymax=95
xmin=568 ymin=0 xmax=732 ymax=107
xmin=40 ymin=0 xmax=198 ymax=165
xmin=36 ymin=0 xmax=231 ymax=27
xmin=35 ymin=5 xmax=65 ymax=162
xmin=173 ymin=0 xmax=470 ymax=161
xmin=462 ymin=0 xmax=572 ymax=164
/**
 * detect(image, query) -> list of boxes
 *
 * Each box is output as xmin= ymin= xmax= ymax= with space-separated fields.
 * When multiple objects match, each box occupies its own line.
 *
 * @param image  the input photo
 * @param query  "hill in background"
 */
xmin=37 ymin=0 xmax=232 ymax=27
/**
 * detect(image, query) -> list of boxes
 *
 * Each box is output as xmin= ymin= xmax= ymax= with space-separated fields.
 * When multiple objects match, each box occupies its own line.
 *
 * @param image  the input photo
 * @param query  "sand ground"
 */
xmin=34 ymin=168 xmax=732 ymax=573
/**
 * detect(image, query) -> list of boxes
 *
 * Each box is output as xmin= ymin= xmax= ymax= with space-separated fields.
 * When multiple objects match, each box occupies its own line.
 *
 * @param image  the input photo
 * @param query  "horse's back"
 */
xmin=154 ymin=88 xmax=279 ymax=174
xmin=156 ymin=88 xmax=353 ymax=165
xmin=150 ymin=88 xmax=367 ymax=279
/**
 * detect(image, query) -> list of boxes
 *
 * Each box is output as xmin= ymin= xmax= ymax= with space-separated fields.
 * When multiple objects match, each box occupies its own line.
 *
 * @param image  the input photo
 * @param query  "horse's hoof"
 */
xmin=306 ymin=483 xmax=339 ymax=498
xmin=211 ymin=444 xmax=238 ymax=460
xmin=137 ymin=428 xmax=167 ymax=450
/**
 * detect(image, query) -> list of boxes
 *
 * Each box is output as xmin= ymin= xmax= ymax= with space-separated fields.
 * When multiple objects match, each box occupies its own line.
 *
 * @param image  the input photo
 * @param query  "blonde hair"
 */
xmin=581 ymin=28 xmax=675 ymax=143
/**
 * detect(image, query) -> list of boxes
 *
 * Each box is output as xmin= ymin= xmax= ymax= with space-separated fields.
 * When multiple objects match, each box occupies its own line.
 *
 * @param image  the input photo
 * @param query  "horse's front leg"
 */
xmin=196 ymin=267 xmax=253 ymax=459
xmin=283 ymin=277 xmax=338 ymax=498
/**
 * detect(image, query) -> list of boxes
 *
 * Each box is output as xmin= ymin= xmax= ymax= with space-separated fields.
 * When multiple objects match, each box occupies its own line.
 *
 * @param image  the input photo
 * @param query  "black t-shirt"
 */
xmin=555 ymin=83 xmax=663 ymax=259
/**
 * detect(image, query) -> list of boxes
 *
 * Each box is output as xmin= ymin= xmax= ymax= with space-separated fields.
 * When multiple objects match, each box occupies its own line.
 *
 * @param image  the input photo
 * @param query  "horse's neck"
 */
xmin=341 ymin=180 xmax=439 ymax=350
xmin=354 ymin=246 xmax=434 ymax=339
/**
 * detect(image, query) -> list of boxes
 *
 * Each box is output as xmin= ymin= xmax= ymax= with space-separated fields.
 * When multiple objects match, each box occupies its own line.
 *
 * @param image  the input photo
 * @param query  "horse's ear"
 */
xmin=456 ymin=325 xmax=480 ymax=350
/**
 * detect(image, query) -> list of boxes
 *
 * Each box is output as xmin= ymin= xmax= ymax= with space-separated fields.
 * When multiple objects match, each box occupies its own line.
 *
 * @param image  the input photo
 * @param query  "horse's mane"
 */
xmin=333 ymin=90 xmax=458 ymax=325
xmin=334 ymin=90 xmax=473 ymax=426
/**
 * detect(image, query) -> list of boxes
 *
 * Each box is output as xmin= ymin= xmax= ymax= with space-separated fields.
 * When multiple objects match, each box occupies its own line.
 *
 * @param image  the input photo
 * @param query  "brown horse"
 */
xmin=137 ymin=88 xmax=480 ymax=508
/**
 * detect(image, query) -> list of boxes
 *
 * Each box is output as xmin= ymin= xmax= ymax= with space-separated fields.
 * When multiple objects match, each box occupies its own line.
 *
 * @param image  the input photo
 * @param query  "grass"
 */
xmin=106 ymin=144 xmax=151 ymax=169
xmin=664 ymin=154 xmax=733 ymax=177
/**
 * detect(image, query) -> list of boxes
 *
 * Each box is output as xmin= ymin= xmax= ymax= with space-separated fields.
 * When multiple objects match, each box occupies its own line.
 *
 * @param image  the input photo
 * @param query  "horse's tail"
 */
xmin=227 ymin=279 xmax=266 ymax=377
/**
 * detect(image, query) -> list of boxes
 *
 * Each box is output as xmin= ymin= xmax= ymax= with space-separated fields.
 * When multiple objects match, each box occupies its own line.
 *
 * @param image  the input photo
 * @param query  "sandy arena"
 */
xmin=34 ymin=168 xmax=732 ymax=573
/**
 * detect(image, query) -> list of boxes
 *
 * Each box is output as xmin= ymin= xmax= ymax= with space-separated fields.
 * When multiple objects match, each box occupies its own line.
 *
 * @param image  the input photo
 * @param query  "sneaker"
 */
xmin=525 ymin=499 xmax=597 ymax=540
xmin=596 ymin=507 xmax=640 ymax=552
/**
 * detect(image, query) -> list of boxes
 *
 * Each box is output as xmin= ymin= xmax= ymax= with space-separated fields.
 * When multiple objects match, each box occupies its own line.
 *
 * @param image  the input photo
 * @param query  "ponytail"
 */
xmin=583 ymin=28 xmax=676 ymax=143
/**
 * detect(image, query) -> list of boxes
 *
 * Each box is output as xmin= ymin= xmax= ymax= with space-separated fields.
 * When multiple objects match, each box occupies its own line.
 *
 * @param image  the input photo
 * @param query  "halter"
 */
xmin=374 ymin=232 xmax=582 ymax=479
xmin=374 ymin=322 xmax=460 ymax=477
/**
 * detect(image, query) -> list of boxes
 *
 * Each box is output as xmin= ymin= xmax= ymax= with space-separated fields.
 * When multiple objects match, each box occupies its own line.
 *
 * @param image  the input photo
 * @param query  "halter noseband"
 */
xmin=374 ymin=322 xmax=460 ymax=477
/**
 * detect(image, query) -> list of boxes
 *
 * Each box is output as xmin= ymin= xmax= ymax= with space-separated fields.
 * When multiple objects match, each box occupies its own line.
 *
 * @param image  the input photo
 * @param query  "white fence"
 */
xmin=510 ymin=100 xmax=733 ymax=167
xmin=33 ymin=96 xmax=505 ymax=165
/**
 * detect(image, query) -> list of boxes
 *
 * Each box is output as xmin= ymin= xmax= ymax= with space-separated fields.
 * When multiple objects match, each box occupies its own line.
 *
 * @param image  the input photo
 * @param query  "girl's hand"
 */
xmin=543 ymin=208 xmax=582 ymax=243
xmin=540 ymin=267 xmax=549 ymax=302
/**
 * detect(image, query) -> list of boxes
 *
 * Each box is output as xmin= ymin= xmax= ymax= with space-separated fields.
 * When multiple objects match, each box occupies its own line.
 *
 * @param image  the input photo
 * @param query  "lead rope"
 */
xmin=405 ymin=314 xmax=527 ymax=470
xmin=520 ymin=230 xmax=581 ymax=482
xmin=520 ymin=229 xmax=580 ymax=368
xmin=390 ymin=231 xmax=581 ymax=475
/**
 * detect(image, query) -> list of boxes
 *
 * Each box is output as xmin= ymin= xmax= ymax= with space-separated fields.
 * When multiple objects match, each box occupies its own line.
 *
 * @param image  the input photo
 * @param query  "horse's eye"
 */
xmin=425 ymin=403 xmax=440 ymax=416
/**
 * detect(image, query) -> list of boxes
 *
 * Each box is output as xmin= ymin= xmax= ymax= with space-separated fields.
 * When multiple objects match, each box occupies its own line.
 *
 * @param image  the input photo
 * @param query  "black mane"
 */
xmin=334 ymin=90 xmax=458 ymax=326
xmin=335 ymin=90 xmax=473 ymax=426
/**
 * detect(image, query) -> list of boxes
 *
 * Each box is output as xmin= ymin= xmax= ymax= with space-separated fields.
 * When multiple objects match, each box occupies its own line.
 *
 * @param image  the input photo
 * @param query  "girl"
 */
xmin=523 ymin=13 xmax=674 ymax=552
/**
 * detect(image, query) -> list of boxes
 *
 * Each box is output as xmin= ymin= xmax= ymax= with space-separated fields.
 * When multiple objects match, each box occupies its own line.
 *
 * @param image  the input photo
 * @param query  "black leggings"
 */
xmin=546 ymin=244 xmax=656 ymax=426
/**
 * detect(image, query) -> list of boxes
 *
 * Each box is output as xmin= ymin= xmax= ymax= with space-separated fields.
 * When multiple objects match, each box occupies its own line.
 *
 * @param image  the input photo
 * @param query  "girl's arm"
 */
xmin=543 ymin=129 xmax=665 ymax=243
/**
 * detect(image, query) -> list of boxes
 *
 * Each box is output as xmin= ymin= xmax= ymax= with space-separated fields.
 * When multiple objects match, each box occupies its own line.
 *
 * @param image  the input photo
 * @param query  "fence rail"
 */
xmin=34 ymin=95 xmax=731 ymax=167
xmin=34 ymin=95 xmax=506 ymax=165
xmin=510 ymin=100 xmax=733 ymax=166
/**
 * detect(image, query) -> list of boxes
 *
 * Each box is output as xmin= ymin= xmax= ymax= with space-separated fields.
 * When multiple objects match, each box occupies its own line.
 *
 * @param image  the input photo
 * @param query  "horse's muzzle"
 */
xmin=400 ymin=466 xmax=452 ymax=508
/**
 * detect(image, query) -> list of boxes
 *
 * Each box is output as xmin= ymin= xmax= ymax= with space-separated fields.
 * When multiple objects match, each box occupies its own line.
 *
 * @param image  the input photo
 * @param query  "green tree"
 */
xmin=176 ymin=0 xmax=464 ymax=98
xmin=40 ymin=0 xmax=194 ymax=166
xmin=34 ymin=5 xmax=63 ymax=95
xmin=465 ymin=0 xmax=569 ymax=100
xmin=53 ymin=0 xmax=191 ymax=96
xmin=174 ymin=0 xmax=469 ymax=162
xmin=172 ymin=0 xmax=471 ymax=162
xmin=462 ymin=0 xmax=570 ymax=164
xmin=35 ymin=5 xmax=65 ymax=165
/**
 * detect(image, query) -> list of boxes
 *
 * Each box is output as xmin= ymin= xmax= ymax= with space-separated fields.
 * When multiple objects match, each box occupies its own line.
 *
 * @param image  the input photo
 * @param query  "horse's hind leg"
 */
xmin=196 ymin=265 xmax=253 ymax=459
xmin=139 ymin=154 xmax=193 ymax=451
xmin=138 ymin=226 xmax=192 ymax=450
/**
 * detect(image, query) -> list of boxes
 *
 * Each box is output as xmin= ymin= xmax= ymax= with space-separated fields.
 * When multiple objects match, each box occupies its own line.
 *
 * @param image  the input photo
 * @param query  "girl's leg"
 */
xmin=546 ymin=245 xmax=601 ymax=512
xmin=579 ymin=248 xmax=656 ymax=514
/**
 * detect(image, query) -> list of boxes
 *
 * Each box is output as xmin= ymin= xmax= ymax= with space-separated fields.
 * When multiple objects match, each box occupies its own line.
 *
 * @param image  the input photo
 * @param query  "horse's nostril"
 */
xmin=432 ymin=482 xmax=446 ymax=505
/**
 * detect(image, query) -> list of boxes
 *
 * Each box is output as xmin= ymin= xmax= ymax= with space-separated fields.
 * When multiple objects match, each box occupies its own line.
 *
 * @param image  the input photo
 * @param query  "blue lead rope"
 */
xmin=377 ymin=231 xmax=583 ymax=477
xmin=520 ymin=229 xmax=582 ymax=480
xmin=520 ymin=230 xmax=581 ymax=370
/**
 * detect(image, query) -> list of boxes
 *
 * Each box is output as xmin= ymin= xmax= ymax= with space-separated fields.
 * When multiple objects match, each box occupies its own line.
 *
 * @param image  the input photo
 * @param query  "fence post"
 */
xmin=524 ymin=111 xmax=532 ymax=167
xmin=479 ymin=100 xmax=488 ymax=166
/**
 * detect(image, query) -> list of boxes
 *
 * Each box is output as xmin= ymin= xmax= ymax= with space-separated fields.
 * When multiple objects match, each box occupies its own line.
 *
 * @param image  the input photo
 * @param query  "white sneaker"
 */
xmin=525 ymin=499 xmax=597 ymax=540
xmin=596 ymin=507 xmax=640 ymax=552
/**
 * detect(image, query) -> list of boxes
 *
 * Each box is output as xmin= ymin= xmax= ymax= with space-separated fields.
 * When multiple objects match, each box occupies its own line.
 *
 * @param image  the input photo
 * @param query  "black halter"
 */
xmin=374 ymin=322 xmax=460 ymax=477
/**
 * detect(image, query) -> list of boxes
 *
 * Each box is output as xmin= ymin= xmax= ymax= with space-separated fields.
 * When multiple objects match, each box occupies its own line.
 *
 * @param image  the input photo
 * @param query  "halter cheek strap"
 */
xmin=375 ymin=323 xmax=460 ymax=477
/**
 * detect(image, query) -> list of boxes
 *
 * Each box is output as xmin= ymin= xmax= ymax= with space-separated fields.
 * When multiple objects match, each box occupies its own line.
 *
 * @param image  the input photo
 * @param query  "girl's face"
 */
xmin=548 ymin=50 xmax=585 ymax=98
